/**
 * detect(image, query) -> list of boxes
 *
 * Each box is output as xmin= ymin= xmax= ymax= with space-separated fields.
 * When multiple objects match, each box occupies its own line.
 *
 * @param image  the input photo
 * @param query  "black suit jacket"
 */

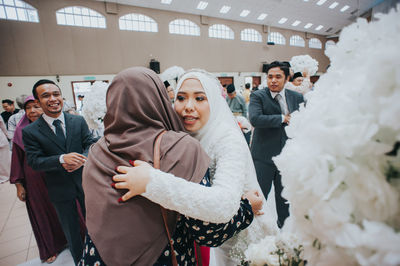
xmin=22 ymin=112 xmax=95 ymax=202
xmin=249 ymin=88 xmax=304 ymax=163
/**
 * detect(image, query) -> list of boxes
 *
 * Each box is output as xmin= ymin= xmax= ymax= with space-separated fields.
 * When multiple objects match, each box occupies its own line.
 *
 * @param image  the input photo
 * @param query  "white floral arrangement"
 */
xmin=245 ymin=231 xmax=304 ymax=266
xmin=81 ymin=81 xmax=109 ymax=130
xmin=273 ymin=6 xmax=400 ymax=266
xmin=290 ymin=55 xmax=319 ymax=76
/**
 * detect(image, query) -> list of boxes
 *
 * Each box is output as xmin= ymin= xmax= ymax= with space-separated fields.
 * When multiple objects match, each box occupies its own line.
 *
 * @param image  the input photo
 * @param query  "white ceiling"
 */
xmin=96 ymin=0 xmax=378 ymax=36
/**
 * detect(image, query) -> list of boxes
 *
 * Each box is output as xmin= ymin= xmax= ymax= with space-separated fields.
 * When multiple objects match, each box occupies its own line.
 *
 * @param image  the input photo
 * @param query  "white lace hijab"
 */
xmin=176 ymin=70 xmax=257 ymax=192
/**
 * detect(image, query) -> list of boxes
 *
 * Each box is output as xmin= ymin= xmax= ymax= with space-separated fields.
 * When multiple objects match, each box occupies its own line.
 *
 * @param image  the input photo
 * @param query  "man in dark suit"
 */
xmin=22 ymin=80 xmax=95 ymax=264
xmin=249 ymin=61 xmax=304 ymax=228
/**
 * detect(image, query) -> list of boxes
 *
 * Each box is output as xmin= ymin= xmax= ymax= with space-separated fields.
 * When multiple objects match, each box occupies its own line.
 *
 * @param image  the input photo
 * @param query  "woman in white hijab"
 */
xmin=114 ymin=69 xmax=278 ymax=264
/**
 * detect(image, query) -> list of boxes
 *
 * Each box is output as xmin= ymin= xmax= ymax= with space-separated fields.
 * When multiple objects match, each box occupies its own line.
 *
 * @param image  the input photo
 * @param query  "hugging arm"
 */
xmin=142 ymin=132 xmax=247 ymax=223
xmin=187 ymin=198 xmax=254 ymax=247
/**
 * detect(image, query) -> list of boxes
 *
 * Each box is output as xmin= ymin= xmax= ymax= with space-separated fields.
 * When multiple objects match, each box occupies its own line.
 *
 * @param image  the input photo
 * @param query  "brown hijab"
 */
xmin=83 ymin=67 xmax=210 ymax=266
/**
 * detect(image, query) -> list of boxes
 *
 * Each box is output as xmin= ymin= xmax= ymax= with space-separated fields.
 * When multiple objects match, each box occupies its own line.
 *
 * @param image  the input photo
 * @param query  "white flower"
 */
xmin=274 ymin=6 xmax=400 ymax=266
xmin=245 ymin=236 xmax=280 ymax=266
xmin=81 ymin=81 xmax=109 ymax=130
xmin=290 ymin=55 xmax=319 ymax=75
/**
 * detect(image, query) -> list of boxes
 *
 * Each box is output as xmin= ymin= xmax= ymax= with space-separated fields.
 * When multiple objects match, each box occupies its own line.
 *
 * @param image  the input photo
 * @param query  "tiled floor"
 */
xmin=0 ymin=182 xmax=74 ymax=266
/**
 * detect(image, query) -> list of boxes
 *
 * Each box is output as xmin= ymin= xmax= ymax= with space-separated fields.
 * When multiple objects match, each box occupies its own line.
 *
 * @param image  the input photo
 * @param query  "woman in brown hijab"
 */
xmin=80 ymin=67 xmax=253 ymax=266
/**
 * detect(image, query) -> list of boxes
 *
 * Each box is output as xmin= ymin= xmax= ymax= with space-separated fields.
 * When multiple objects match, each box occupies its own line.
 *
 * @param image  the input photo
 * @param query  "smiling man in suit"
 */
xmin=22 ymin=80 xmax=96 ymax=264
xmin=249 ymin=61 xmax=304 ymax=228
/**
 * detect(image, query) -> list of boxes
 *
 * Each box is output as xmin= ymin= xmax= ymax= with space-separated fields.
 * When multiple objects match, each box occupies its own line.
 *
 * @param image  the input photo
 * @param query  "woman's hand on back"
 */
xmin=113 ymin=160 xmax=153 ymax=202
xmin=243 ymin=189 xmax=264 ymax=216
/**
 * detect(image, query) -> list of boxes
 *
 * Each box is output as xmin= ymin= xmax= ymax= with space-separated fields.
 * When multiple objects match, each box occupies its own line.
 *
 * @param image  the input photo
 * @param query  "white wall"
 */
xmin=0 ymin=72 xmax=268 ymax=103
xmin=0 ymin=74 xmax=115 ymax=105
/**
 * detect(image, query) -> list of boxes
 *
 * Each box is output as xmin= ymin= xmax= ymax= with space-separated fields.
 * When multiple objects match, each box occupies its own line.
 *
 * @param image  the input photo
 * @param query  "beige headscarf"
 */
xmin=83 ymin=67 xmax=210 ymax=266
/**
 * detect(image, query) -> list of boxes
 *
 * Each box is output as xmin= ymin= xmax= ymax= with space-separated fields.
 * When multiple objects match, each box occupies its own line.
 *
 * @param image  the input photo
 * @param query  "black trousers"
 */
xmin=52 ymin=192 xmax=85 ymax=265
xmin=253 ymin=159 xmax=289 ymax=228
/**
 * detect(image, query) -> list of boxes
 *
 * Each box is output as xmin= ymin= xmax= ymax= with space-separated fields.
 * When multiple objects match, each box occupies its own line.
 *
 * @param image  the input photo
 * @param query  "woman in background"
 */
xmin=10 ymin=96 xmax=67 ymax=263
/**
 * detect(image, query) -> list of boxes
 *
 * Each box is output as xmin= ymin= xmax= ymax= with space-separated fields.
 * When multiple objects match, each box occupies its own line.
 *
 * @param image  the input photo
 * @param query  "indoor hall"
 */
xmin=1 ymin=0 xmax=399 ymax=265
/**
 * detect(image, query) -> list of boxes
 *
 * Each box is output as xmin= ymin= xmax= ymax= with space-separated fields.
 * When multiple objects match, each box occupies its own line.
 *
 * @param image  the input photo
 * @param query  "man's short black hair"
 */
xmin=293 ymin=72 xmax=303 ymax=80
xmin=2 ymin=99 xmax=14 ymax=105
xmin=266 ymin=61 xmax=290 ymax=79
xmin=245 ymin=83 xmax=251 ymax=89
xmin=226 ymin=84 xmax=235 ymax=94
xmin=32 ymin=79 xmax=60 ymax=99
xmin=281 ymin=61 xmax=291 ymax=68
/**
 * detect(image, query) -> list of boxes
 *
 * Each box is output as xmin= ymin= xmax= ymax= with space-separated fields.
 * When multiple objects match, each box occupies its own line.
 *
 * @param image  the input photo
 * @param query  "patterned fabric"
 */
xmin=79 ymin=170 xmax=253 ymax=266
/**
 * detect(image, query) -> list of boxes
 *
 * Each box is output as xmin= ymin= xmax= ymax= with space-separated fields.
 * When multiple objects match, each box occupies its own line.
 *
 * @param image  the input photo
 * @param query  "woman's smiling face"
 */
xmin=174 ymin=78 xmax=210 ymax=133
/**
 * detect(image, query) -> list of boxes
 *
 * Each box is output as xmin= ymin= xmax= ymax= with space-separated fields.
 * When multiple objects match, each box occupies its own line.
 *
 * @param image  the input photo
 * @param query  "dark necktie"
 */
xmin=275 ymin=94 xmax=288 ymax=115
xmin=53 ymin=119 xmax=66 ymax=145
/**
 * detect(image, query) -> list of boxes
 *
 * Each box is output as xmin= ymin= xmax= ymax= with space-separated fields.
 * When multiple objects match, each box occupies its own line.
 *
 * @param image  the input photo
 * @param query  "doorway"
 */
xmin=217 ymin=77 xmax=234 ymax=87
xmin=71 ymin=80 xmax=108 ymax=113
xmin=244 ymin=76 xmax=261 ymax=89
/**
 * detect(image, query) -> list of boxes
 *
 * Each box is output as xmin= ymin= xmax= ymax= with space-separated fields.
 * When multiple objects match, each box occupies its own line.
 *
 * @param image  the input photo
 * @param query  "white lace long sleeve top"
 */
xmin=142 ymin=130 xmax=247 ymax=223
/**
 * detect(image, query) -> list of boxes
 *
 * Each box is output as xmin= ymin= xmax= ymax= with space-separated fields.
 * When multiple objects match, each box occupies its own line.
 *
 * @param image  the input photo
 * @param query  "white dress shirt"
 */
xmin=269 ymin=88 xmax=288 ymax=123
xmin=42 ymin=112 xmax=66 ymax=163
xmin=42 ymin=112 xmax=66 ymax=135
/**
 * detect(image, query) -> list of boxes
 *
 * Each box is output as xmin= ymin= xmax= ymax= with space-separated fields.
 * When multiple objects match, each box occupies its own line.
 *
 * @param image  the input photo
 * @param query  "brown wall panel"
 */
xmin=0 ymin=0 xmax=330 ymax=76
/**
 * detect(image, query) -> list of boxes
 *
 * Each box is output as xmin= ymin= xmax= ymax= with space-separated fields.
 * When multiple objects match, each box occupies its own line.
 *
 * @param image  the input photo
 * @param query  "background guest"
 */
xmin=249 ymin=61 xmax=304 ymax=228
xmin=243 ymin=83 xmax=251 ymax=106
xmin=22 ymin=80 xmax=95 ymax=264
xmin=10 ymin=96 xmax=67 ymax=263
xmin=226 ymin=84 xmax=247 ymax=117
xmin=286 ymin=71 xmax=312 ymax=95
xmin=7 ymin=94 xmax=27 ymax=140
xmin=1 ymin=99 xmax=19 ymax=129
xmin=164 ymin=80 xmax=175 ymax=103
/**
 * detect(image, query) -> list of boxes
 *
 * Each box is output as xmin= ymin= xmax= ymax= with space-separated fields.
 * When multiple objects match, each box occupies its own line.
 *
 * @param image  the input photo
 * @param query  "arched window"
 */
xmin=56 ymin=6 xmax=106 ymax=28
xmin=289 ymin=35 xmax=305 ymax=47
xmin=267 ymin=32 xmax=285 ymax=45
xmin=169 ymin=19 xmax=200 ymax=36
xmin=0 ymin=0 xmax=39 ymax=22
xmin=119 ymin=13 xmax=158 ymax=32
xmin=209 ymin=24 xmax=234 ymax=40
xmin=241 ymin=28 xmax=262 ymax=42
xmin=309 ymin=38 xmax=322 ymax=49
xmin=325 ymin=40 xmax=336 ymax=49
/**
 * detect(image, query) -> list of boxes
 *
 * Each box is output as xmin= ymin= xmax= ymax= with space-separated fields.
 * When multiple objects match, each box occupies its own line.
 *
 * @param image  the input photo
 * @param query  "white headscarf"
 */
xmin=176 ymin=69 xmax=243 ymax=155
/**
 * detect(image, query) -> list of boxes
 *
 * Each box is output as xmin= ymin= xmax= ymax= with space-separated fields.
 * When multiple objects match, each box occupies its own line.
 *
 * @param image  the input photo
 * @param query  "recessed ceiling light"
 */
xmin=292 ymin=20 xmax=301 ymax=26
xmin=278 ymin=17 xmax=288 ymax=24
xmin=304 ymin=23 xmax=313 ymax=29
xmin=220 ymin=5 xmax=231 ymax=14
xmin=329 ymin=2 xmax=339 ymax=9
xmin=257 ymin=13 xmax=267 ymax=20
xmin=315 ymin=25 xmax=323 ymax=30
xmin=240 ymin=10 xmax=250 ymax=17
xmin=340 ymin=5 xmax=350 ymax=12
xmin=304 ymin=0 xmax=309 ymax=1
xmin=197 ymin=1 xmax=208 ymax=10
xmin=316 ymin=0 xmax=327 ymax=6
xmin=161 ymin=0 xmax=172 ymax=4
